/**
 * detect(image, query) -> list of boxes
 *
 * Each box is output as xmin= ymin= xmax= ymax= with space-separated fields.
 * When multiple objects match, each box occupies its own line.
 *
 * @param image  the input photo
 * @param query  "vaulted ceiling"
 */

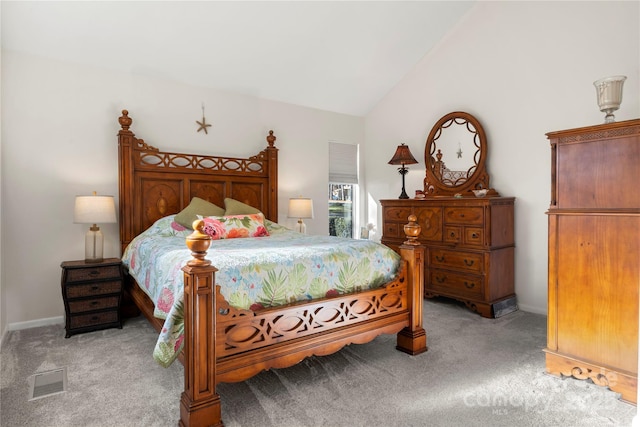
xmin=1 ymin=1 xmax=474 ymax=116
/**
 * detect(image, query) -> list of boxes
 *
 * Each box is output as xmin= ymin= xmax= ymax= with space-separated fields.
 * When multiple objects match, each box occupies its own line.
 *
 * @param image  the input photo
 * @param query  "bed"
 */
xmin=117 ymin=109 xmax=427 ymax=426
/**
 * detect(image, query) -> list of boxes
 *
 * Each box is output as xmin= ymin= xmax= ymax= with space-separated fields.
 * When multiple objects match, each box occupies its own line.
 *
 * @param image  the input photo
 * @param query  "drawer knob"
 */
xmin=471 ymin=233 xmax=479 ymax=238
xmin=464 ymin=281 xmax=475 ymax=289
xmin=91 ymin=286 xmax=99 ymax=291
xmin=464 ymin=259 xmax=474 ymax=267
xmin=435 ymin=275 xmax=446 ymax=284
xmin=450 ymin=232 xmax=456 ymax=238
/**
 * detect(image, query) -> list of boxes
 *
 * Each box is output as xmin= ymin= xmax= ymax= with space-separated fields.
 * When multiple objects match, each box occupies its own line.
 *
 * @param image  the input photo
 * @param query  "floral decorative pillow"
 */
xmin=199 ymin=213 xmax=269 ymax=240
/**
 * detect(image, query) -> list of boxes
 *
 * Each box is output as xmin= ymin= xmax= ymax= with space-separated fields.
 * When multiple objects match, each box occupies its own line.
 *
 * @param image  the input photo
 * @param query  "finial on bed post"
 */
xmin=266 ymin=130 xmax=276 ymax=147
xmin=119 ymin=109 xmax=132 ymax=132
xmin=185 ymin=220 xmax=212 ymax=267
xmin=403 ymin=214 xmax=421 ymax=245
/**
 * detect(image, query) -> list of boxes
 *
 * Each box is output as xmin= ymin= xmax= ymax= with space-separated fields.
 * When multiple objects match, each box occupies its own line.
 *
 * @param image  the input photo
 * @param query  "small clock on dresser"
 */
xmin=60 ymin=258 xmax=124 ymax=338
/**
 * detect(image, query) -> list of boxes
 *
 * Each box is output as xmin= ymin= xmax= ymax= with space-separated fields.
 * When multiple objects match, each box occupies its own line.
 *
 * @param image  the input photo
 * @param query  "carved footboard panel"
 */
xmin=215 ymin=262 xmax=412 ymax=381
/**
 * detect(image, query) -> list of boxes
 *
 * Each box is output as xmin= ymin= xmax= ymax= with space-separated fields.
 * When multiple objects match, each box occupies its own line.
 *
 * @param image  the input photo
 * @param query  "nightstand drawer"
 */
xmin=68 ymin=296 xmax=120 ymax=313
xmin=66 ymin=280 xmax=122 ymax=298
xmin=69 ymin=310 xmax=119 ymax=329
xmin=66 ymin=265 xmax=121 ymax=283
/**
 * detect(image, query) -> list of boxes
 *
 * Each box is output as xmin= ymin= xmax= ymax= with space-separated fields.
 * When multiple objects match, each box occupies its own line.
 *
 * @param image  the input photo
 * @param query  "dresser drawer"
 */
xmin=430 ymin=249 xmax=483 ymax=273
xmin=464 ymin=227 xmax=484 ymax=246
xmin=428 ymin=269 xmax=483 ymax=299
xmin=384 ymin=207 xmax=413 ymax=223
xmin=444 ymin=207 xmax=483 ymax=225
xmin=66 ymin=280 xmax=122 ymax=298
xmin=66 ymin=265 xmax=121 ymax=283
xmin=67 ymin=296 xmax=120 ymax=313
xmin=444 ymin=226 xmax=461 ymax=243
xmin=69 ymin=310 xmax=119 ymax=329
xmin=384 ymin=222 xmax=400 ymax=238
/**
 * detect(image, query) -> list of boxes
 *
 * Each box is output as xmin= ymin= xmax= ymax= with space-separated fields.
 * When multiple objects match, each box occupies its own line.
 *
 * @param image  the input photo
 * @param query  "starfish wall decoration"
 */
xmin=196 ymin=104 xmax=212 ymax=134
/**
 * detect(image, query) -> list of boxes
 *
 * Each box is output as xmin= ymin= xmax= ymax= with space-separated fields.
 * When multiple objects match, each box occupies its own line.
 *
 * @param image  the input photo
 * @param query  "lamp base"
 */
xmin=85 ymin=225 xmax=104 ymax=262
xmin=295 ymin=219 xmax=307 ymax=234
xmin=398 ymin=166 xmax=410 ymax=199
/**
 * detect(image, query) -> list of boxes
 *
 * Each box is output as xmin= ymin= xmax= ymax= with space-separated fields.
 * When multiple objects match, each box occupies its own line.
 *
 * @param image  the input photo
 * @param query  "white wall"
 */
xmin=0 ymin=50 xmax=363 ymax=331
xmin=364 ymin=1 xmax=639 ymax=314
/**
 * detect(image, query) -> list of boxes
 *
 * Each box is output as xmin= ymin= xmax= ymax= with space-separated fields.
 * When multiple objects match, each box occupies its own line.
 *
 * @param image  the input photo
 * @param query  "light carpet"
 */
xmin=1 ymin=298 xmax=636 ymax=426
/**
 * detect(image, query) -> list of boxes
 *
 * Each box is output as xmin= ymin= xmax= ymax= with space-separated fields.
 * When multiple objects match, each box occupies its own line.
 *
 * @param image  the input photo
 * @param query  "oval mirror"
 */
xmin=423 ymin=111 xmax=497 ymax=197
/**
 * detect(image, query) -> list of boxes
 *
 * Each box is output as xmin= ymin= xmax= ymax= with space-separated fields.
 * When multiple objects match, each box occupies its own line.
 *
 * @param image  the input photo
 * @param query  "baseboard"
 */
xmin=8 ymin=316 xmax=64 ymax=331
xmin=1 ymin=316 xmax=63 ymax=350
xmin=515 ymin=303 xmax=547 ymax=316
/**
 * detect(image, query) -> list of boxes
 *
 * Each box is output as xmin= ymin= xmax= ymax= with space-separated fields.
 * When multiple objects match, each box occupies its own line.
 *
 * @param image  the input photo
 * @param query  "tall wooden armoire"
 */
xmin=545 ymin=118 xmax=640 ymax=403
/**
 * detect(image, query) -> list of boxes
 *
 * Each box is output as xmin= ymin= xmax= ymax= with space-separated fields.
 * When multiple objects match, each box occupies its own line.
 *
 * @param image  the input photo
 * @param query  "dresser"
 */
xmin=381 ymin=197 xmax=516 ymax=318
xmin=61 ymin=258 xmax=124 ymax=338
xmin=544 ymin=119 xmax=640 ymax=403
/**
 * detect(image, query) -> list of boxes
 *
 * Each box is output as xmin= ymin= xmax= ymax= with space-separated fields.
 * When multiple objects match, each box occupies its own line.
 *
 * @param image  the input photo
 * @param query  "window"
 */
xmin=329 ymin=142 xmax=358 ymax=238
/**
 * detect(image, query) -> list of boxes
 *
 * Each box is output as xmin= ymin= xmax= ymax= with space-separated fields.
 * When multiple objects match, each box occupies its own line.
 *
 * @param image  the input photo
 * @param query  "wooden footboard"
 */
xmin=179 ymin=219 xmax=426 ymax=427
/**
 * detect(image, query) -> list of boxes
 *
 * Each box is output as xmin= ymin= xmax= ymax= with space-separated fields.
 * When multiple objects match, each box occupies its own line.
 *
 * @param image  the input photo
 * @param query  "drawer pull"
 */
xmin=89 ymin=270 xmax=100 ymax=277
xmin=464 ymin=259 xmax=474 ymax=267
xmin=435 ymin=255 xmax=445 ymax=262
xmin=450 ymin=232 xmax=456 ymax=238
xmin=464 ymin=281 xmax=475 ymax=289
xmin=91 ymin=286 xmax=99 ymax=291
xmin=91 ymin=316 xmax=99 ymax=321
xmin=435 ymin=275 xmax=446 ymax=284
xmin=91 ymin=301 xmax=99 ymax=306
xmin=471 ymin=233 xmax=479 ymax=238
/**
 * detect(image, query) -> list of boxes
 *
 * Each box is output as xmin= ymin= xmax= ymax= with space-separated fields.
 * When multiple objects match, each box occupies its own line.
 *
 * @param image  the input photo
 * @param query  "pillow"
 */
xmin=200 ymin=213 xmax=269 ymax=240
xmin=224 ymin=198 xmax=262 ymax=215
xmin=174 ymin=197 xmax=225 ymax=229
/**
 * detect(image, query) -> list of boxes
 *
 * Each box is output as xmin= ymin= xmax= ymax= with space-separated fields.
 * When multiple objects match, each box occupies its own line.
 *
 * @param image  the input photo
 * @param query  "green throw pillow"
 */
xmin=175 ymin=197 xmax=225 ymax=229
xmin=224 ymin=198 xmax=262 ymax=215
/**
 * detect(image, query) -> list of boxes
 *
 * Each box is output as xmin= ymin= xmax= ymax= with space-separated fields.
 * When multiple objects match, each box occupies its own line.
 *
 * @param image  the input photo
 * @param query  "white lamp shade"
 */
xmin=288 ymin=198 xmax=314 ymax=219
xmin=74 ymin=194 xmax=117 ymax=224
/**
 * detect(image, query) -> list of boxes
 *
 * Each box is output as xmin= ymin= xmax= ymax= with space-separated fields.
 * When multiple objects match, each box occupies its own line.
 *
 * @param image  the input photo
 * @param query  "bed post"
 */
xmin=118 ymin=110 xmax=135 ymax=255
xmin=396 ymin=214 xmax=428 ymax=355
xmin=265 ymin=130 xmax=278 ymax=222
xmin=179 ymin=221 xmax=222 ymax=427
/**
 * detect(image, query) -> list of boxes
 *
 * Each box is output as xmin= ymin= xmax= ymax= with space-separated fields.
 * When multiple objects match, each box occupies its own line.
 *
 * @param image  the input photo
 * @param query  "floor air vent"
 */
xmin=28 ymin=367 xmax=67 ymax=401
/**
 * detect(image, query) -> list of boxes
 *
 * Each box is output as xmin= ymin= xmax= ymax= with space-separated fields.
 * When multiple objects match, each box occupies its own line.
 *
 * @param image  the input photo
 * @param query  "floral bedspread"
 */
xmin=121 ymin=215 xmax=401 ymax=367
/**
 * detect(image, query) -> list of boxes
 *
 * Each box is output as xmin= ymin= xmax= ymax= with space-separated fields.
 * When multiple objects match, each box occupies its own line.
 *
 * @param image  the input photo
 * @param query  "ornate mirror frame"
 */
xmin=423 ymin=111 xmax=498 ymax=197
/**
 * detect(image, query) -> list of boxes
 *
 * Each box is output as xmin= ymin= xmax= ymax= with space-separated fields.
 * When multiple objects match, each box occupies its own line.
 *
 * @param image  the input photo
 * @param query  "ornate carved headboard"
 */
xmin=117 ymin=109 xmax=278 ymax=253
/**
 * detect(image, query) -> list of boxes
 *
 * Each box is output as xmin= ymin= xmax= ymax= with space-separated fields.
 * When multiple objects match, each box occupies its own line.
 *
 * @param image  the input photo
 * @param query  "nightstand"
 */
xmin=61 ymin=258 xmax=123 ymax=338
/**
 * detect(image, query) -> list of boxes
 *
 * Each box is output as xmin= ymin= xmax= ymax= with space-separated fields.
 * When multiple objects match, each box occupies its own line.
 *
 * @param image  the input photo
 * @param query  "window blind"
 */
xmin=329 ymin=142 xmax=358 ymax=184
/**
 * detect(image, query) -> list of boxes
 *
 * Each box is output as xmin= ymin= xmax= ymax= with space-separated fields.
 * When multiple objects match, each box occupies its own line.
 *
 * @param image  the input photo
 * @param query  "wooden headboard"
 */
xmin=117 ymin=109 xmax=278 ymax=253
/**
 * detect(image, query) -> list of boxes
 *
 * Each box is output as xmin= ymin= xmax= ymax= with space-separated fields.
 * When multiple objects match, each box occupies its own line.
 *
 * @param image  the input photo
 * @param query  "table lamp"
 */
xmin=74 ymin=191 xmax=117 ymax=262
xmin=288 ymin=197 xmax=314 ymax=234
xmin=388 ymin=143 xmax=418 ymax=199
